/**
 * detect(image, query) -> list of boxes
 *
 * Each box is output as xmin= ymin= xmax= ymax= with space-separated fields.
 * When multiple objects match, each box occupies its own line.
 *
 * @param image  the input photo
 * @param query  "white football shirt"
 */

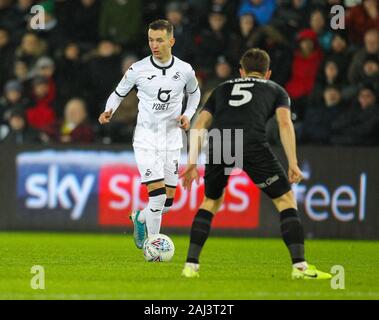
xmin=105 ymin=55 xmax=200 ymax=150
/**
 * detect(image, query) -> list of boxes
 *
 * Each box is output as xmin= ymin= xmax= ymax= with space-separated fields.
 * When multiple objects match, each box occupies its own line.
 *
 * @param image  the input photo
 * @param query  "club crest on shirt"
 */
xmin=172 ymin=72 xmax=181 ymax=81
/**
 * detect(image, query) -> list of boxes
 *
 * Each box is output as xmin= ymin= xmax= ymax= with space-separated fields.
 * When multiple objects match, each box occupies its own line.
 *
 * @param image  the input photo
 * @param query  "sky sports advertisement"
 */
xmin=15 ymin=148 xmax=378 ymax=238
xmin=16 ymin=150 xmax=260 ymax=230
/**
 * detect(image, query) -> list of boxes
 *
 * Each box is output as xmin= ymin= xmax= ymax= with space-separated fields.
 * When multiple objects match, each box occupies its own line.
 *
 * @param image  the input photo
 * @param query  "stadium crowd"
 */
xmin=0 ymin=0 xmax=378 ymax=146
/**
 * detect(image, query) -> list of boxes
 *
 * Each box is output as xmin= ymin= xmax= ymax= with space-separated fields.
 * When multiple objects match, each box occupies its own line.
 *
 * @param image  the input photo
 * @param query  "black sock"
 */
xmin=280 ymin=208 xmax=305 ymax=264
xmin=162 ymin=198 xmax=173 ymax=214
xmin=164 ymin=198 xmax=173 ymax=207
xmin=186 ymin=209 xmax=214 ymax=264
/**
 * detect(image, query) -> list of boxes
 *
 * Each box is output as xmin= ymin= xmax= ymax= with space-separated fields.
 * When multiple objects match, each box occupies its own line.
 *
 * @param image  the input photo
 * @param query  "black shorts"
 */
xmin=204 ymin=144 xmax=291 ymax=200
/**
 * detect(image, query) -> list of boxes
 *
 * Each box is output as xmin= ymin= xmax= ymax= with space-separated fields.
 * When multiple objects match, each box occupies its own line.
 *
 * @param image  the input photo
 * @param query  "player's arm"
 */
xmin=180 ymin=110 xmax=213 ymax=190
xmin=99 ymin=66 xmax=137 ymax=124
xmin=188 ymin=110 xmax=213 ymax=165
xmin=187 ymin=89 xmax=216 ymax=166
xmin=276 ymin=107 xmax=303 ymax=184
xmin=180 ymin=87 xmax=216 ymax=190
xmin=178 ymin=68 xmax=201 ymax=130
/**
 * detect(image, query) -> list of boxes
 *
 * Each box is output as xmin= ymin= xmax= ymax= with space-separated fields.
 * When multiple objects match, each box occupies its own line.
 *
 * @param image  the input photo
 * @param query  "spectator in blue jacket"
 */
xmin=309 ymin=8 xmax=333 ymax=52
xmin=238 ymin=0 xmax=276 ymax=26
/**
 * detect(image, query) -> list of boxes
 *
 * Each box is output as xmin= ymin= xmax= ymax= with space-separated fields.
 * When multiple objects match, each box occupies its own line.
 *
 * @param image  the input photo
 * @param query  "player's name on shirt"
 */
xmin=225 ymin=77 xmax=268 ymax=84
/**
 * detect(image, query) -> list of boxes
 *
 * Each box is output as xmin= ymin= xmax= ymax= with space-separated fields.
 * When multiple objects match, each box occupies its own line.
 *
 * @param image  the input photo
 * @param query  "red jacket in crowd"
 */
xmin=346 ymin=0 xmax=379 ymax=45
xmin=26 ymin=78 xmax=56 ymax=130
xmin=285 ymin=29 xmax=323 ymax=100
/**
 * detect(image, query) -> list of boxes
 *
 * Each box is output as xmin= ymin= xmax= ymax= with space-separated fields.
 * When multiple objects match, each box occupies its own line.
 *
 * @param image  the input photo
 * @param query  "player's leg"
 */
xmin=272 ymin=190 xmax=307 ymax=269
xmin=162 ymin=149 xmax=180 ymax=214
xmin=182 ymin=195 xmax=225 ymax=278
xmin=185 ymin=194 xmax=225 ymax=263
xmin=245 ymin=145 xmax=331 ymax=279
xmin=132 ymin=148 xmax=166 ymax=248
xmin=272 ymin=190 xmax=331 ymax=280
xmin=182 ymin=163 xmax=228 ymax=278
xmin=244 ymin=146 xmax=307 ymax=266
xmin=141 ymin=181 xmax=167 ymax=236
xmin=163 ymin=186 xmax=176 ymax=214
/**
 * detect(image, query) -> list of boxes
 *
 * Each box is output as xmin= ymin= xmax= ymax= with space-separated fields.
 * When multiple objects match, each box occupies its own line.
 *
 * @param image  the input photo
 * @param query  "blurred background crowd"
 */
xmin=0 ymin=0 xmax=379 ymax=146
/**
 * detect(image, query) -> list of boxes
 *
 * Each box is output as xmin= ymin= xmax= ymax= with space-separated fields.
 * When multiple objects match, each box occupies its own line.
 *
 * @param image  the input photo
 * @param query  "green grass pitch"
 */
xmin=1 ymin=232 xmax=378 ymax=300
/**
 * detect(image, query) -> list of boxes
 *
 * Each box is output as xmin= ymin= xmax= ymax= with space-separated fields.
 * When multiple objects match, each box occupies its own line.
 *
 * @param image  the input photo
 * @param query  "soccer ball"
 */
xmin=143 ymin=234 xmax=175 ymax=262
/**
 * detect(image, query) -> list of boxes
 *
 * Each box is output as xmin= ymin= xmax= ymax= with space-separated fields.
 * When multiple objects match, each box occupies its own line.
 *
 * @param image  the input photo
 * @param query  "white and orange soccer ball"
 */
xmin=143 ymin=234 xmax=175 ymax=262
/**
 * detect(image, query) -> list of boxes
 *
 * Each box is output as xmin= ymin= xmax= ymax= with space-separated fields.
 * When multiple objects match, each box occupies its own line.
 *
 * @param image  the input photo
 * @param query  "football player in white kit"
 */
xmin=99 ymin=20 xmax=201 ymax=249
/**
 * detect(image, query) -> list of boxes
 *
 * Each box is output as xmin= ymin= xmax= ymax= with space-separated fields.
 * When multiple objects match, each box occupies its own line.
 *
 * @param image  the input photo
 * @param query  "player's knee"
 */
xmin=165 ymin=186 xmax=176 ymax=199
xmin=146 ymin=180 xmax=165 ymax=193
xmin=201 ymin=193 xmax=225 ymax=214
xmin=272 ymin=190 xmax=297 ymax=212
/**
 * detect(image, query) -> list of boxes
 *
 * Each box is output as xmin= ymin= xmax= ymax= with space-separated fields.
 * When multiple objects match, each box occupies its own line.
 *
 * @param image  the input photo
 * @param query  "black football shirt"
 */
xmin=203 ymin=77 xmax=291 ymax=153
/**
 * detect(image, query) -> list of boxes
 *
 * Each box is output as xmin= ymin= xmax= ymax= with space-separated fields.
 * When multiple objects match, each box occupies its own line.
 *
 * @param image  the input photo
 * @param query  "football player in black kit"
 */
xmin=180 ymin=48 xmax=331 ymax=280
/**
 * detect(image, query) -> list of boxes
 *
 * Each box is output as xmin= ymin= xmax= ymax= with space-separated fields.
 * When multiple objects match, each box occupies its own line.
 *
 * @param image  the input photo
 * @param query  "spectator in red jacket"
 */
xmin=42 ymin=98 xmax=94 ymax=144
xmin=26 ymin=76 xmax=56 ymax=130
xmin=346 ymin=0 xmax=379 ymax=45
xmin=285 ymin=29 xmax=323 ymax=120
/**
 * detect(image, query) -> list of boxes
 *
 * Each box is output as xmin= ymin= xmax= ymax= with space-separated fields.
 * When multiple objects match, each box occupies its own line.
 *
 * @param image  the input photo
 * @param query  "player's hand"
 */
xmin=288 ymin=164 xmax=303 ymax=184
xmin=98 ymin=109 xmax=113 ymax=124
xmin=180 ymin=164 xmax=200 ymax=190
xmin=177 ymin=115 xmax=190 ymax=130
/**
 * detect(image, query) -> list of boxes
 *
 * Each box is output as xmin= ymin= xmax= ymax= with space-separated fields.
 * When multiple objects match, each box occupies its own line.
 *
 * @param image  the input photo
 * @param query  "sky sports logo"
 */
xmin=16 ymin=150 xmax=260 ymax=229
xmin=21 ymin=164 xmax=95 ymax=220
xmin=16 ymin=151 xmax=110 ymax=221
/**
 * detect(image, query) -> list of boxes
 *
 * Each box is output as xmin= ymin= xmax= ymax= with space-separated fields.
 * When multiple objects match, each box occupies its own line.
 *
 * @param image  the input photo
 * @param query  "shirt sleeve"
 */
xmin=114 ymin=65 xmax=137 ymax=97
xmin=184 ymin=68 xmax=199 ymax=94
xmin=104 ymin=65 xmax=137 ymax=113
xmin=274 ymin=84 xmax=291 ymax=110
xmin=182 ymin=67 xmax=201 ymax=120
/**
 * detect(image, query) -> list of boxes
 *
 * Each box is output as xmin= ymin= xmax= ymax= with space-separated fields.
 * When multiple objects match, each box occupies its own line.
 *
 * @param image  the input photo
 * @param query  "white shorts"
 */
xmin=134 ymin=148 xmax=181 ymax=187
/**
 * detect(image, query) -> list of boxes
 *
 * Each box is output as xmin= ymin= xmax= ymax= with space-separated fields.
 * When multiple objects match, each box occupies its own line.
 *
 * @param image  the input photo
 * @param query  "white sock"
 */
xmin=138 ymin=209 xmax=146 ymax=223
xmin=138 ymin=195 xmax=170 ymax=223
xmin=146 ymin=208 xmax=164 ymax=235
xmin=293 ymin=261 xmax=308 ymax=271
xmin=142 ymin=188 xmax=166 ymax=236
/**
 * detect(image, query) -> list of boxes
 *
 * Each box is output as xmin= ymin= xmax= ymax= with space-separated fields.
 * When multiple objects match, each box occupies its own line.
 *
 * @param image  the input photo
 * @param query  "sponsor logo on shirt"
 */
xmin=157 ymin=88 xmax=172 ymax=103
